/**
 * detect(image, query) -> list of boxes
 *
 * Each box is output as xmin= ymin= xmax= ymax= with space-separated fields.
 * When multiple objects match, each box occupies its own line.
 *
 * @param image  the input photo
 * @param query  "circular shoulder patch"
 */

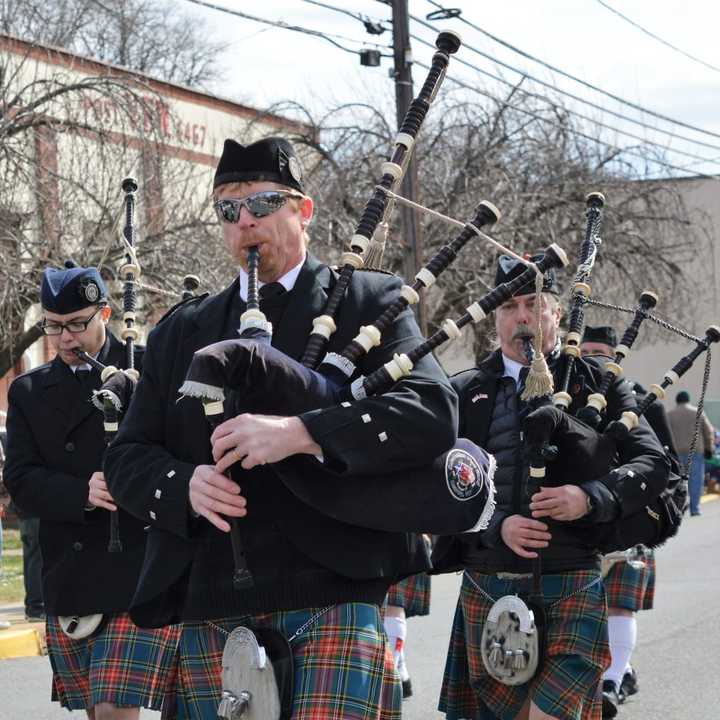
xmin=84 ymin=282 xmax=100 ymax=303
xmin=288 ymin=155 xmax=303 ymax=184
xmin=446 ymin=448 xmax=485 ymax=501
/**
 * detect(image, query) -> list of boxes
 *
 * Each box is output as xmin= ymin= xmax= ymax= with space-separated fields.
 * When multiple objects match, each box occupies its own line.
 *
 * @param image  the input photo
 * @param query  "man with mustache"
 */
xmin=434 ymin=255 xmax=670 ymax=720
xmin=104 ymin=137 xmax=458 ymax=718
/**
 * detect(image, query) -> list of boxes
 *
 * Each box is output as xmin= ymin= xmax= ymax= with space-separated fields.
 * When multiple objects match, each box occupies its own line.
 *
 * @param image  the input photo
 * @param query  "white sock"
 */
xmin=604 ymin=615 xmax=637 ymax=687
xmin=383 ymin=615 xmax=409 ymax=680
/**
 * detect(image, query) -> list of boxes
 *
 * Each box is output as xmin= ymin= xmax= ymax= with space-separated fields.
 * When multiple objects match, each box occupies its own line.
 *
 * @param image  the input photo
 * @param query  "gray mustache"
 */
xmin=512 ymin=324 xmax=534 ymax=341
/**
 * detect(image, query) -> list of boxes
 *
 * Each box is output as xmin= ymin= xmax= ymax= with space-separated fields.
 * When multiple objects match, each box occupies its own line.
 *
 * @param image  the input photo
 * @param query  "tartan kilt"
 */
xmin=163 ymin=602 xmax=401 ymax=720
xmin=386 ymin=572 xmax=431 ymax=617
xmin=604 ymin=554 xmax=656 ymax=611
xmin=45 ymin=612 xmax=179 ymax=711
xmin=439 ymin=570 xmax=610 ymax=720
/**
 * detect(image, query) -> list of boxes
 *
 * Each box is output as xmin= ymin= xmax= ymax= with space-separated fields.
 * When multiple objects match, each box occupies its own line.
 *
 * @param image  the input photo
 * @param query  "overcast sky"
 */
xmin=183 ymin=0 xmax=720 ymax=178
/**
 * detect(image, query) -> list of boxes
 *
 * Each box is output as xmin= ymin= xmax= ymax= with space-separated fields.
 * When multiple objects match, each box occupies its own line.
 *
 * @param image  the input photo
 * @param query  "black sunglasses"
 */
xmin=40 ymin=304 xmax=106 ymax=336
xmin=213 ymin=190 xmax=304 ymax=223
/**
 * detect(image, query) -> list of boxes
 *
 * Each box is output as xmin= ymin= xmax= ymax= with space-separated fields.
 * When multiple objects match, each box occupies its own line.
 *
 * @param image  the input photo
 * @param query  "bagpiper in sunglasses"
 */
xmin=213 ymin=190 xmax=305 ymax=223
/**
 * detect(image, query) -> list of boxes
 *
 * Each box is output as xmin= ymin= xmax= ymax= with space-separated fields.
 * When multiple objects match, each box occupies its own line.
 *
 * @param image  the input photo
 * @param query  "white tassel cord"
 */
xmin=521 ymin=271 xmax=555 ymax=401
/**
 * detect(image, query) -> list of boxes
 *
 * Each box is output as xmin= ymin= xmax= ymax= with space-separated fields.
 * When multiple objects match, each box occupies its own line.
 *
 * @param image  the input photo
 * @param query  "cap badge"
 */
xmin=83 ymin=282 xmax=100 ymax=303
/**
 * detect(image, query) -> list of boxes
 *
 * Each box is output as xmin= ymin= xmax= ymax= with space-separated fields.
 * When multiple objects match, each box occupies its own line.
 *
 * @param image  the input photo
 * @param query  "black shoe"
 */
xmin=401 ymin=678 xmax=413 ymax=699
xmin=602 ymin=680 xmax=620 ymax=718
xmin=24 ymin=613 xmax=46 ymax=623
xmin=620 ymin=667 xmax=639 ymax=698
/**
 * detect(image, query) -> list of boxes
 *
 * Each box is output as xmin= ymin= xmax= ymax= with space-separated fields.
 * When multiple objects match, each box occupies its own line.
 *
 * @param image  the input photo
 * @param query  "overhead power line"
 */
xmin=414 ymin=58 xmax=719 ymax=182
xmin=423 ymin=0 xmax=720 ymax=141
xmin=408 ymin=10 xmax=720 ymax=153
xmin=300 ymin=0 xmax=390 ymax=35
xmin=408 ymin=28 xmax=720 ymax=168
xmin=181 ymin=0 xmax=391 ymax=55
xmin=595 ymin=0 xmax=720 ymax=74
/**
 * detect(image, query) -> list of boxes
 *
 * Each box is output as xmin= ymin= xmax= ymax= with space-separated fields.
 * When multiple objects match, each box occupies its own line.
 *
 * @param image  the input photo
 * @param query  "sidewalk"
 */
xmin=0 ymin=603 xmax=46 ymax=659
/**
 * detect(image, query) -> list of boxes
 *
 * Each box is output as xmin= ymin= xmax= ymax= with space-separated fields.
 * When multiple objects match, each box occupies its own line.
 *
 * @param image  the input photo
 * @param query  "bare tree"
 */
xmin=260 ymin=87 xmax=707 ymax=360
xmin=0 ymin=39 xmax=222 ymax=377
xmin=0 ymin=0 xmax=227 ymax=88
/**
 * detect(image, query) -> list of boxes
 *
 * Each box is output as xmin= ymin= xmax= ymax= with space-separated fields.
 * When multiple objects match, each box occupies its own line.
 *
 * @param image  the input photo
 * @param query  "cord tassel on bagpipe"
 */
xmin=578 ymin=290 xmax=658 ymax=427
xmin=607 ymin=325 xmax=720 ymax=440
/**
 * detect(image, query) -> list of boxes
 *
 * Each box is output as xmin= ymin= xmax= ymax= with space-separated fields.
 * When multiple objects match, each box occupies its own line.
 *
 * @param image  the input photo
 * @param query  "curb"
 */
xmin=0 ymin=627 xmax=45 ymax=659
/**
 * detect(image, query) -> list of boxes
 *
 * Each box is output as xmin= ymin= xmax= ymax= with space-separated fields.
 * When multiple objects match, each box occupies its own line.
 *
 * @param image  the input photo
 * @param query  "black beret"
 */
xmin=676 ymin=390 xmax=690 ymax=404
xmin=41 ymin=260 xmax=108 ymax=314
xmin=493 ymin=252 xmax=561 ymax=297
xmin=582 ymin=325 xmax=617 ymax=347
xmin=213 ymin=137 xmax=304 ymax=193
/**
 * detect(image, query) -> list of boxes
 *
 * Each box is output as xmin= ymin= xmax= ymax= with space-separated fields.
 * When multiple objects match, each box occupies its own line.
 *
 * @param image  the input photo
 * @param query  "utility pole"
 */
xmin=391 ymin=0 xmax=427 ymax=333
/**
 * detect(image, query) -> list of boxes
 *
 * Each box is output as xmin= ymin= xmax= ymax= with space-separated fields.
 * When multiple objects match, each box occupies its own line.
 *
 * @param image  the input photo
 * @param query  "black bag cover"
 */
xmin=521 ymin=405 xmax=616 ymax=487
xmin=522 ymin=405 xmax=685 ymax=552
xmin=274 ymin=438 xmax=497 ymax=535
xmin=595 ymin=459 xmax=686 ymax=552
xmin=181 ymin=338 xmax=341 ymax=415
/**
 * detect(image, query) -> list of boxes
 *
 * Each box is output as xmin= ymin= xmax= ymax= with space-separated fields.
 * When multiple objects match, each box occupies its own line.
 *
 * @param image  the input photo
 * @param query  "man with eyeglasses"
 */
xmin=104 ymin=136 xmax=458 ymax=718
xmin=3 ymin=262 xmax=178 ymax=719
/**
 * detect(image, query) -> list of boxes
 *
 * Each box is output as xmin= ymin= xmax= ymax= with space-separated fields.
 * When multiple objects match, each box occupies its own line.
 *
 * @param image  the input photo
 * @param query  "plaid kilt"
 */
xmin=604 ymin=553 xmax=656 ymax=611
xmin=439 ymin=570 xmax=610 ymax=720
xmin=386 ymin=573 xmax=431 ymax=617
xmin=46 ymin=612 xmax=179 ymax=711
xmin=163 ymin=602 xmax=401 ymax=720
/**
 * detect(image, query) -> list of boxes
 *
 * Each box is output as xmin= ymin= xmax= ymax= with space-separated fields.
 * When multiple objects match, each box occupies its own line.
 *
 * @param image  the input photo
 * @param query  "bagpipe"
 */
xmin=176 ymin=32 xmax=577 ymax=598
xmin=74 ymin=178 xmax=142 ymax=556
xmin=517 ymin=194 xmax=719 ymax=553
xmin=76 ymin=180 xmax=205 ymax=554
xmin=59 ymin=179 xmax=144 ymax=640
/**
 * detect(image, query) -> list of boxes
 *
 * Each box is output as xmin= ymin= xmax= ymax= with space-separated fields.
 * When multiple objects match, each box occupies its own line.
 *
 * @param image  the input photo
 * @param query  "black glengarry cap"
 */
xmin=214 ymin=137 xmax=304 ymax=193
xmin=493 ymin=252 xmax=561 ymax=296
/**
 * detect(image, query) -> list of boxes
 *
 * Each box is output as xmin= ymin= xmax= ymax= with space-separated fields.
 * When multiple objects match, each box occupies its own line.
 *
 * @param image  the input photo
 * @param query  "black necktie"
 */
xmin=518 ymin=366 xmax=530 ymax=396
xmin=259 ymin=282 xmax=286 ymax=301
xmin=76 ymin=368 xmax=91 ymax=385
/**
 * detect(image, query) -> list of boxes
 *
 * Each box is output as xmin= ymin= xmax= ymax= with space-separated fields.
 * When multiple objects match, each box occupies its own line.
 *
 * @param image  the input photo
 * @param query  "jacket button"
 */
xmin=72 ymin=541 xmax=83 ymax=551
xmin=65 ymin=442 xmax=75 ymax=452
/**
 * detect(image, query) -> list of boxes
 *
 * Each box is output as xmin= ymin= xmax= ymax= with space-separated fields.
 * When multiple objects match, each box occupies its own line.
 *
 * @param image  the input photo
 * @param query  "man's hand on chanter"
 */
xmin=189 ymin=464 xmax=247 ymax=533
xmin=88 ymin=471 xmax=117 ymax=512
xmin=500 ymin=515 xmax=552 ymax=559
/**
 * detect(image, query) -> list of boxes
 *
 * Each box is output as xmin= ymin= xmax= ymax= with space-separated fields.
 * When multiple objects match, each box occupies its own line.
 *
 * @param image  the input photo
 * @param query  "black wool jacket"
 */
xmin=105 ymin=254 xmax=458 ymax=627
xmin=433 ymin=349 xmax=670 ymax=574
xmin=4 ymin=333 xmax=148 ymax=615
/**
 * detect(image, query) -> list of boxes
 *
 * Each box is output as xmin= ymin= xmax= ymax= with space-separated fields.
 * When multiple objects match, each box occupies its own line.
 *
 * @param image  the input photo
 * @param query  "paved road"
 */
xmin=2 ymin=496 xmax=718 ymax=719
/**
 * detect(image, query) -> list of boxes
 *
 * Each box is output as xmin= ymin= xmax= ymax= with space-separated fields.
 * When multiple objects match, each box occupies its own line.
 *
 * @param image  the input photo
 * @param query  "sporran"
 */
xmin=480 ymin=594 xmax=545 ymax=686
xmin=58 ymin=613 xmax=105 ymax=640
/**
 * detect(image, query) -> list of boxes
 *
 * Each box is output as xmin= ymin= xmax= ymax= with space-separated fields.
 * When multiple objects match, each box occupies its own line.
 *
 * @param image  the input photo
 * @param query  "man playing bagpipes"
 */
xmin=433 ymin=255 xmax=671 ymax=720
xmin=3 ymin=264 xmax=178 ymax=719
xmin=103 ymin=137 xmax=460 ymax=719
xmin=580 ymin=325 xmax=674 ymax=718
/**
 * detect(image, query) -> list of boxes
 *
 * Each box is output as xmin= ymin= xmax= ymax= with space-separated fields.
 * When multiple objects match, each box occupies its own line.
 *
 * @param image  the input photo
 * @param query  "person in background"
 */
xmin=667 ymin=391 xmax=715 ymax=516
